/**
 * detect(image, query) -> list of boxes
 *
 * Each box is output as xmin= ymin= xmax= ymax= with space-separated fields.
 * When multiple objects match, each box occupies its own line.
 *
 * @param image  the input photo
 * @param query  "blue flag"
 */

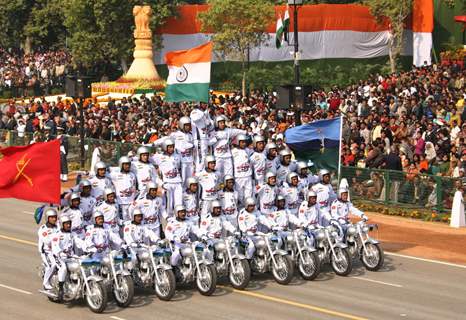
xmin=34 ymin=205 xmax=46 ymax=224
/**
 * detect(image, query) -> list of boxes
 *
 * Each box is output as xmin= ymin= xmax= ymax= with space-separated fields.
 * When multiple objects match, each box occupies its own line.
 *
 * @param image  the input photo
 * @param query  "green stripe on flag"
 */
xmin=295 ymin=148 xmax=339 ymax=172
xmin=165 ymin=83 xmax=210 ymax=103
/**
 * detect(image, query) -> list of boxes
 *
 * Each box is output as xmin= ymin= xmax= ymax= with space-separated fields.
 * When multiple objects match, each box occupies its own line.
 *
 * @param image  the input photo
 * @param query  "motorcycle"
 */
xmin=172 ymin=240 xmax=217 ymax=296
xmin=133 ymin=241 xmax=176 ymax=301
xmin=313 ymin=225 xmax=353 ymax=276
xmin=244 ymin=231 xmax=294 ymax=285
xmin=211 ymin=235 xmax=251 ymax=290
xmin=345 ymin=220 xmax=384 ymax=271
xmin=97 ymin=250 xmax=134 ymax=307
xmin=284 ymin=228 xmax=321 ymax=281
xmin=39 ymin=255 xmax=108 ymax=313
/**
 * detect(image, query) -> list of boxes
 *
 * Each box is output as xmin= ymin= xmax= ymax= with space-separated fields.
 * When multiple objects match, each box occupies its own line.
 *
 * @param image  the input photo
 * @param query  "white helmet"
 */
xmin=146 ymin=181 xmax=158 ymax=191
xmin=92 ymin=211 xmax=104 ymax=220
xmin=162 ymin=138 xmax=175 ymax=152
xmin=252 ymin=135 xmax=265 ymax=146
xmin=279 ymin=149 xmax=292 ymax=162
xmin=244 ymin=197 xmax=256 ymax=207
xmin=296 ymin=161 xmax=308 ymax=173
xmin=45 ymin=208 xmax=58 ymax=218
xmin=265 ymin=142 xmax=277 ymax=155
xmin=318 ymin=169 xmax=331 ymax=181
xmin=131 ymin=208 xmax=144 ymax=220
xmin=223 ymin=174 xmax=234 ymax=184
xmin=174 ymin=205 xmax=186 ymax=215
xmin=338 ymin=187 xmax=349 ymax=198
xmin=118 ymin=156 xmax=131 ymax=168
xmin=211 ymin=200 xmax=222 ymax=209
xmin=70 ymin=192 xmax=80 ymax=201
xmin=307 ymin=190 xmax=317 ymax=199
xmin=178 ymin=116 xmax=191 ymax=131
xmin=137 ymin=146 xmax=151 ymax=157
xmin=276 ymin=195 xmax=286 ymax=202
xmin=204 ymin=155 xmax=216 ymax=168
xmin=104 ymin=188 xmax=115 ymax=198
xmin=186 ymin=177 xmax=198 ymax=187
xmin=94 ymin=161 xmax=107 ymax=173
xmin=236 ymin=134 xmax=248 ymax=143
xmin=286 ymin=172 xmax=299 ymax=185
xmin=79 ymin=179 xmax=92 ymax=189
xmin=214 ymin=115 xmax=227 ymax=128
xmin=265 ymin=171 xmax=276 ymax=183
xmin=60 ymin=215 xmax=72 ymax=227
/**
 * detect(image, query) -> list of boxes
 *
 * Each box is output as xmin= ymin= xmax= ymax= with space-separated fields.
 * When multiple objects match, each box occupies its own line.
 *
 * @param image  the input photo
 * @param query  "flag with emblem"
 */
xmin=284 ymin=117 xmax=342 ymax=171
xmin=34 ymin=204 xmax=46 ymax=224
xmin=0 ymin=140 xmax=61 ymax=204
xmin=165 ymin=41 xmax=212 ymax=103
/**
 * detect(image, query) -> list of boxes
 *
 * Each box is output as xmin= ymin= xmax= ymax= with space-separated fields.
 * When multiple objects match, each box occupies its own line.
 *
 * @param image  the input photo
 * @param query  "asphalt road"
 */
xmin=1 ymin=199 xmax=465 ymax=320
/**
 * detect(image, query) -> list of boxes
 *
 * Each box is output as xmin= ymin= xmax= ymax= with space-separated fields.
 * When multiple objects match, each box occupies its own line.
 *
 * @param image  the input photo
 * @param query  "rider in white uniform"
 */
xmin=131 ymin=146 xmax=158 ymax=191
xmin=218 ymin=175 xmax=240 ymax=228
xmin=280 ymin=172 xmax=302 ymax=217
xmin=196 ymin=155 xmax=220 ymax=218
xmin=171 ymin=116 xmax=195 ymax=183
xmin=62 ymin=193 xmax=85 ymax=241
xmin=183 ymin=177 xmax=201 ymax=227
xmin=231 ymin=134 xmax=253 ymax=205
xmin=38 ymin=208 xmax=59 ymax=290
xmin=77 ymin=180 xmax=97 ymax=227
xmin=191 ymin=104 xmax=214 ymax=172
xmin=108 ymin=156 xmax=138 ymax=222
xmin=88 ymin=161 xmax=113 ymax=202
xmin=93 ymin=188 xmax=120 ymax=235
xmin=256 ymin=171 xmax=279 ymax=215
xmin=249 ymin=135 xmax=267 ymax=186
xmin=276 ymin=149 xmax=297 ymax=186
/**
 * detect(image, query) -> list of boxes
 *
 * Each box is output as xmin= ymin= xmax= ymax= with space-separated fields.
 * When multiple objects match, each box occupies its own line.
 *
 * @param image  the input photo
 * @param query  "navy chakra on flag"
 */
xmin=176 ymin=65 xmax=188 ymax=82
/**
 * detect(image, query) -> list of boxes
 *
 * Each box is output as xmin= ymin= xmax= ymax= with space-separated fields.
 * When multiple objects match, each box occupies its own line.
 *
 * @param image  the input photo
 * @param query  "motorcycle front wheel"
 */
xmin=196 ymin=264 xmax=217 ymax=296
xmin=271 ymin=254 xmax=294 ymax=285
xmin=229 ymin=258 xmax=251 ymax=290
xmin=154 ymin=268 xmax=176 ymax=301
xmin=298 ymin=250 xmax=321 ymax=281
xmin=330 ymin=247 xmax=353 ymax=276
xmin=85 ymin=280 xmax=108 ymax=313
xmin=113 ymin=275 xmax=134 ymax=308
xmin=361 ymin=243 xmax=384 ymax=271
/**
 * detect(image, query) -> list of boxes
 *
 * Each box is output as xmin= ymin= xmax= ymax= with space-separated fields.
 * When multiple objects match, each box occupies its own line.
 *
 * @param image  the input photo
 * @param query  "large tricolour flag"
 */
xmin=165 ymin=41 xmax=212 ymax=103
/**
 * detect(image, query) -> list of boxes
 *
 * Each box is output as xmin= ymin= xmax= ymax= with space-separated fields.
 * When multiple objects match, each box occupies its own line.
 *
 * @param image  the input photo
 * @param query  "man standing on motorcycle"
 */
xmin=231 ymin=134 xmax=254 ymax=206
xmin=238 ymin=198 xmax=273 ymax=259
xmin=84 ymin=211 xmax=124 ymax=260
xmin=77 ymin=180 xmax=97 ymax=227
xmin=132 ymin=146 xmax=158 ymax=192
xmin=196 ymin=155 xmax=220 ymax=219
xmin=330 ymin=188 xmax=367 ymax=238
xmin=171 ymin=116 xmax=196 ymax=183
xmin=296 ymin=161 xmax=319 ymax=201
xmin=109 ymin=156 xmax=138 ymax=222
xmin=38 ymin=208 xmax=59 ymax=290
xmin=281 ymin=172 xmax=302 ymax=217
xmin=249 ymin=135 xmax=267 ymax=186
xmin=94 ymin=188 xmax=120 ymax=236
xmin=219 ymin=175 xmax=240 ymax=228
xmin=264 ymin=142 xmax=279 ymax=174
xmin=311 ymin=169 xmax=337 ymax=210
xmin=199 ymin=200 xmax=237 ymax=239
xmin=276 ymin=149 xmax=297 ymax=186
xmin=256 ymin=171 xmax=279 ymax=215
xmin=63 ymin=193 xmax=85 ymax=241
xmin=266 ymin=195 xmax=301 ymax=248
xmin=183 ymin=177 xmax=201 ymax=227
xmin=89 ymin=161 xmax=113 ymax=202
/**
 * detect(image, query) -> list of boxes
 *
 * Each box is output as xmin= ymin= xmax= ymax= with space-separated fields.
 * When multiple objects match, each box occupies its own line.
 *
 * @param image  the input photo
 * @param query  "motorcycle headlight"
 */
xmin=124 ymin=261 xmax=133 ymax=270
xmin=347 ymin=226 xmax=357 ymax=235
xmin=256 ymin=239 xmax=266 ymax=249
xmin=214 ymin=241 xmax=226 ymax=252
xmin=316 ymin=230 xmax=325 ymax=241
xmin=139 ymin=251 xmax=150 ymax=260
xmin=102 ymin=256 xmax=111 ymax=266
xmin=362 ymin=226 xmax=369 ymax=233
xmin=70 ymin=272 xmax=79 ymax=281
xmin=181 ymin=247 xmax=193 ymax=257
xmin=286 ymin=234 xmax=294 ymax=243
xmin=67 ymin=261 xmax=80 ymax=272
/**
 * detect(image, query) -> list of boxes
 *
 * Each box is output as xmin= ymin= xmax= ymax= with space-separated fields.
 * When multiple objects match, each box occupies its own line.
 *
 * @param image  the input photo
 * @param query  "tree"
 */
xmin=0 ymin=0 xmax=34 ymax=49
xmin=198 ymin=0 xmax=275 ymax=96
xmin=363 ymin=0 xmax=413 ymax=73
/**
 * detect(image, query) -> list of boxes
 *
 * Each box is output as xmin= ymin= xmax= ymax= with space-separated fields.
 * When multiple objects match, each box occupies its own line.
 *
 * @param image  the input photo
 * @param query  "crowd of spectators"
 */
xmin=0 ymin=48 xmax=71 ymax=97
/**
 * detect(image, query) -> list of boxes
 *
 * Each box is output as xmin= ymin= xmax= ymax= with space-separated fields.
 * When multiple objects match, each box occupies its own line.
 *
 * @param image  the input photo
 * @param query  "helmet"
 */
xmin=244 ymin=197 xmax=256 ymax=207
xmin=60 ymin=215 xmax=71 ymax=227
xmin=45 ymin=208 xmax=58 ymax=218
xmin=131 ymin=208 xmax=144 ymax=220
xmin=146 ymin=181 xmax=158 ymax=191
xmin=204 ymin=155 xmax=216 ymax=168
xmin=265 ymin=171 xmax=276 ymax=182
xmin=104 ymin=188 xmax=115 ymax=198
xmin=174 ymin=205 xmax=186 ymax=215
xmin=92 ymin=211 xmax=104 ymax=220
xmin=338 ymin=187 xmax=349 ymax=198
xmin=223 ymin=174 xmax=234 ymax=184
xmin=162 ymin=138 xmax=175 ymax=152
xmin=318 ymin=169 xmax=331 ymax=181
xmin=211 ymin=200 xmax=222 ymax=209
xmin=265 ymin=142 xmax=277 ymax=154
xmin=307 ymin=190 xmax=317 ymax=199
xmin=279 ymin=149 xmax=292 ymax=162
xmin=214 ymin=115 xmax=227 ymax=128
xmin=118 ymin=156 xmax=131 ymax=168
xmin=137 ymin=146 xmax=151 ymax=157
xmin=236 ymin=134 xmax=248 ymax=142
xmin=186 ymin=177 xmax=198 ymax=187
xmin=94 ymin=161 xmax=107 ymax=173
xmin=70 ymin=193 xmax=80 ymax=201
xmin=178 ymin=116 xmax=191 ymax=131
xmin=286 ymin=172 xmax=299 ymax=185
xmin=275 ymin=133 xmax=284 ymax=141
xmin=80 ymin=179 xmax=92 ymax=190
xmin=296 ymin=161 xmax=308 ymax=172
xmin=252 ymin=135 xmax=265 ymax=146
xmin=276 ymin=195 xmax=285 ymax=202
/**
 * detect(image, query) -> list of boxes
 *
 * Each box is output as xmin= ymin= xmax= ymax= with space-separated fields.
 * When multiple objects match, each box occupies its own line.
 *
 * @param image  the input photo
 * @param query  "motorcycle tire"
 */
xmin=330 ymin=247 xmax=353 ymax=276
xmin=298 ymin=250 xmax=321 ymax=281
xmin=85 ymin=280 xmax=108 ymax=313
xmin=229 ymin=258 xmax=251 ymax=290
xmin=113 ymin=275 xmax=134 ymax=308
xmin=154 ymin=269 xmax=176 ymax=301
xmin=361 ymin=243 xmax=384 ymax=271
xmin=272 ymin=254 xmax=294 ymax=285
xmin=196 ymin=264 xmax=217 ymax=296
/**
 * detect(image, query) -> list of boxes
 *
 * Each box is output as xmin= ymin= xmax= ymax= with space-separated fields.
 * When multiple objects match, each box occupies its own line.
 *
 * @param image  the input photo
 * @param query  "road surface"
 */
xmin=0 ymin=199 xmax=465 ymax=320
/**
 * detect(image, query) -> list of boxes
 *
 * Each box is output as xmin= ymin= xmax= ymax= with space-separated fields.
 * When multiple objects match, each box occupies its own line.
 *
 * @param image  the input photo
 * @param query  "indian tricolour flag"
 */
xmin=165 ymin=41 xmax=212 ymax=103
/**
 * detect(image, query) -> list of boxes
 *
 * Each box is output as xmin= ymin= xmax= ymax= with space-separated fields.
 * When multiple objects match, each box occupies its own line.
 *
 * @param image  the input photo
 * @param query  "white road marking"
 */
xmin=110 ymin=317 xmax=127 ymax=320
xmin=22 ymin=211 xmax=34 ymax=215
xmin=351 ymin=276 xmax=403 ymax=288
xmin=0 ymin=283 xmax=32 ymax=295
xmin=386 ymin=252 xmax=466 ymax=269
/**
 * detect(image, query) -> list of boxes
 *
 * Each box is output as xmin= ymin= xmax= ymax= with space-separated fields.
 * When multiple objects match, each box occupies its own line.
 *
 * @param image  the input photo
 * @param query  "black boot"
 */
xmin=58 ymin=282 xmax=64 ymax=302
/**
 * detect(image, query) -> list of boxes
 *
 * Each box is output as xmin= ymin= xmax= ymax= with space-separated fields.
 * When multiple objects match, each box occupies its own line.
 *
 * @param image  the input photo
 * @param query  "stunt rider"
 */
xmin=266 ymin=195 xmax=301 ymax=249
xmin=256 ymin=171 xmax=279 ymax=215
xmin=196 ymin=155 xmax=220 ymax=218
xmin=218 ymin=175 xmax=240 ymax=228
xmin=38 ymin=208 xmax=59 ymax=290
xmin=88 ymin=161 xmax=113 ymax=202
xmin=109 ymin=156 xmax=137 ymax=222
xmin=63 ymin=193 xmax=85 ymax=241
xmin=84 ymin=211 xmax=123 ymax=260
xmin=131 ymin=146 xmax=158 ymax=192
xmin=93 ymin=188 xmax=120 ymax=236
xmin=330 ymin=188 xmax=367 ymax=239
xmin=183 ymin=177 xmax=201 ymax=226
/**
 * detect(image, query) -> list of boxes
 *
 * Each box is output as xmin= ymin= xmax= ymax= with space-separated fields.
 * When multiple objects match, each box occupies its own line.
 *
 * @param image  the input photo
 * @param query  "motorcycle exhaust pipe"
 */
xmin=38 ymin=289 xmax=58 ymax=299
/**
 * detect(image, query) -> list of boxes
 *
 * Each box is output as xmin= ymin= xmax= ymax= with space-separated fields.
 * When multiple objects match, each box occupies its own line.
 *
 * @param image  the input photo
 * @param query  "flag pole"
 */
xmin=337 ymin=114 xmax=343 ymax=183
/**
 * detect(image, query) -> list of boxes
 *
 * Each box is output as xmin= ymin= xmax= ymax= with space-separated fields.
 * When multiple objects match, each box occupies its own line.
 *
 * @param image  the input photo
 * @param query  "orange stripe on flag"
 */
xmin=164 ymin=42 xmax=213 ymax=67
xmin=412 ymin=0 xmax=433 ymax=33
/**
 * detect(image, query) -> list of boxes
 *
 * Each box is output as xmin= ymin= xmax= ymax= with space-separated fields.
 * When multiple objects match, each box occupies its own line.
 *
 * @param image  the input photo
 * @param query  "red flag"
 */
xmin=0 ymin=140 xmax=61 ymax=204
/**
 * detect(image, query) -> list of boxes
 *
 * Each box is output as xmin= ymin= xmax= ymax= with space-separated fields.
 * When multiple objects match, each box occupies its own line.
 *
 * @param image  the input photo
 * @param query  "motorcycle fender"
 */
xmin=334 ymin=242 xmax=348 ymax=249
xmin=86 ymin=275 xmax=104 ymax=282
xmin=364 ymin=238 xmax=379 ymax=245
xmin=119 ymin=270 xmax=132 ymax=276
xmin=272 ymin=249 xmax=288 ymax=256
xmin=231 ymin=253 xmax=247 ymax=260
xmin=157 ymin=264 xmax=173 ymax=271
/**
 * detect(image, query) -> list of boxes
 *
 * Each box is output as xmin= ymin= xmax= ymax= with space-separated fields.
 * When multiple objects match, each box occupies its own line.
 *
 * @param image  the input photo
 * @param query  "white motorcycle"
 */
xmin=345 ymin=220 xmax=384 ymax=271
xmin=39 ymin=256 xmax=108 ymax=313
xmin=211 ymin=235 xmax=251 ymax=290
xmin=285 ymin=228 xmax=321 ymax=281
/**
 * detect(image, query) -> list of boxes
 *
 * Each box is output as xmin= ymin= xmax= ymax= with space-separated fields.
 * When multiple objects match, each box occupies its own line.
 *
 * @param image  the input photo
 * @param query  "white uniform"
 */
xmin=38 ymin=223 xmax=58 ymax=288
xmin=108 ymin=168 xmax=138 ymax=221
xmin=79 ymin=195 xmax=97 ymax=227
xmin=62 ymin=207 xmax=85 ymax=240
xmin=171 ymin=130 xmax=195 ymax=183
xmin=191 ymin=108 xmax=214 ymax=171
xmin=130 ymin=194 xmax=165 ymax=238
xmin=330 ymin=199 xmax=365 ymax=224
xmin=231 ymin=147 xmax=253 ymax=205
xmin=182 ymin=191 xmax=200 ymax=226
xmin=94 ymin=200 xmax=120 ymax=235
xmin=209 ymin=128 xmax=246 ymax=178
xmin=250 ymin=151 xmax=267 ymax=185
xmin=151 ymin=153 xmax=182 ymax=217
xmin=265 ymin=157 xmax=279 ymax=174
xmin=88 ymin=175 xmax=113 ymax=202
xmin=266 ymin=208 xmax=301 ymax=229
xmin=131 ymin=160 xmax=157 ymax=191
xmin=298 ymin=201 xmax=325 ymax=227
xmin=165 ymin=217 xmax=201 ymax=266
xmin=311 ymin=183 xmax=337 ymax=209
xmin=51 ymin=230 xmax=83 ymax=282
xmin=123 ymin=222 xmax=160 ymax=265
xmin=196 ymin=170 xmax=220 ymax=217
xmin=276 ymin=162 xmax=297 ymax=186
xmin=219 ymin=189 xmax=239 ymax=227
xmin=255 ymin=183 xmax=278 ymax=214
xmin=280 ymin=185 xmax=301 ymax=216
xmin=84 ymin=224 xmax=123 ymax=259
xmin=238 ymin=208 xmax=272 ymax=259
xmin=199 ymin=214 xmax=237 ymax=239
